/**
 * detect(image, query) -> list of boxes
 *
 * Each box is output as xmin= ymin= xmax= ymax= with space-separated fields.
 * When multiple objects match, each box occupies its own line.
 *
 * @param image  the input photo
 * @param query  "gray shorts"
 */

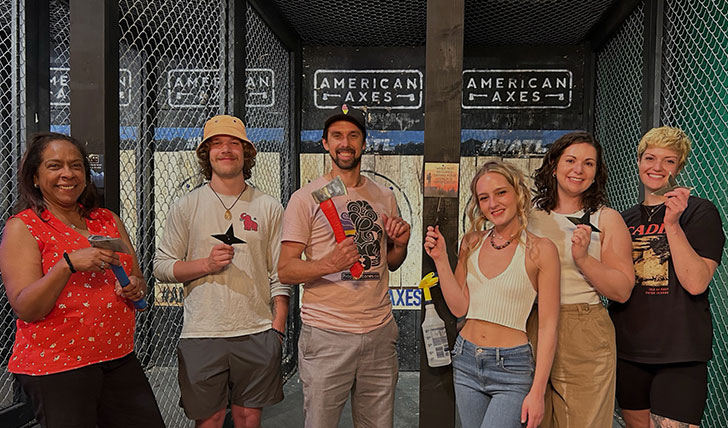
xmin=177 ymin=329 xmax=283 ymax=420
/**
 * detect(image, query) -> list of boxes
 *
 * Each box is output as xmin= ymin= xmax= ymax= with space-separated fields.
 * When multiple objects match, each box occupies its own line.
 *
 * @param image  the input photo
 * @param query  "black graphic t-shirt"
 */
xmin=610 ymin=196 xmax=724 ymax=363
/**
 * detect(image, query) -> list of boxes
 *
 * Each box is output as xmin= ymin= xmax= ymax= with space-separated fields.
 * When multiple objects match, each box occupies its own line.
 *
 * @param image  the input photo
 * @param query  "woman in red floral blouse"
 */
xmin=0 ymin=132 xmax=165 ymax=428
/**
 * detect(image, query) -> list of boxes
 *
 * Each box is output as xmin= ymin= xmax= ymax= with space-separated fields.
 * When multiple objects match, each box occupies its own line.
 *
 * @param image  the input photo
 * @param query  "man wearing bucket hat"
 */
xmin=154 ymin=115 xmax=289 ymax=428
xmin=279 ymin=105 xmax=411 ymax=428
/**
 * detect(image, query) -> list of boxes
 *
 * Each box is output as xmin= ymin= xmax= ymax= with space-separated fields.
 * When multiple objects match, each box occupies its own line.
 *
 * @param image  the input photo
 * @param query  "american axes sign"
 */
xmin=462 ymin=69 xmax=573 ymax=109
xmin=314 ymin=69 xmax=423 ymax=109
xmin=167 ymin=68 xmax=275 ymax=108
xmin=51 ymin=67 xmax=132 ymax=107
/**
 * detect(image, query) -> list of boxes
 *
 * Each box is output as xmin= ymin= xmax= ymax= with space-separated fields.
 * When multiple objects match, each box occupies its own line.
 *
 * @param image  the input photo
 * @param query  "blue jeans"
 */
xmin=452 ymin=335 xmax=534 ymax=428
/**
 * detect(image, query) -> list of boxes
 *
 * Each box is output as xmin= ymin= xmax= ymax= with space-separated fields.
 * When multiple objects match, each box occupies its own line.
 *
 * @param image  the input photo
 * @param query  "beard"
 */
xmin=330 ymin=150 xmax=362 ymax=170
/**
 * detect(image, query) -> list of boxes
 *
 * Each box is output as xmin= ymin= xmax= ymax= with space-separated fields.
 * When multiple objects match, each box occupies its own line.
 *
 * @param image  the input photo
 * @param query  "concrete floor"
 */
xmin=261 ymin=371 xmax=624 ymax=428
xmin=262 ymin=371 xmax=420 ymax=428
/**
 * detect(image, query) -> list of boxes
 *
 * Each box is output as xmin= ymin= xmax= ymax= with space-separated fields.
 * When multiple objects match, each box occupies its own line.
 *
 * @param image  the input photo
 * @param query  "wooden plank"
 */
xmin=360 ymin=153 xmax=376 ymax=173
xmin=374 ymin=155 xmax=402 ymax=287
xmin=400 ymin=155 xmax=423 ymax=288
xmin=300 ymin=153 xmax=325 ymax=187
xmin=323 ymin=152 xmax=332 ymax=174
xmin=503 ymin=157 xmax=531 ymax=188
xmin=250 ymin=152 xmax=281 ymax=200
xmin=459 ymin=157 xmax=476 ymax=242
xmin=153 ymin=151 xmax=200 ymax=242
xmin=421 ymin=0 xmax=464 ymax=426
xmin=152 ymin=150 xmax=198 ymax=307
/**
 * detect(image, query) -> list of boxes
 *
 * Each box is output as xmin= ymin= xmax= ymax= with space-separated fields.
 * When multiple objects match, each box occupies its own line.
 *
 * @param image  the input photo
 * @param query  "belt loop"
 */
xmin=495 ymin=347 xmax=500 ymax=362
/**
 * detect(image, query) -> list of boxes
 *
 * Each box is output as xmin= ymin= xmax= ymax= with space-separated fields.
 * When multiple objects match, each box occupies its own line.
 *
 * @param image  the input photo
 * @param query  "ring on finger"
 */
xmin=140 ymin=290 xmax=145 ymax=297
xmin=100 ymin=261 xmax=106 ymax=269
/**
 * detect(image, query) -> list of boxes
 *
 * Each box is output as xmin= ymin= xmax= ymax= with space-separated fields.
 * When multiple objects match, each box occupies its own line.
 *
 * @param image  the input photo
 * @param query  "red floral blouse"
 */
xmin=8 ymin=208 xmax=136 ymax=375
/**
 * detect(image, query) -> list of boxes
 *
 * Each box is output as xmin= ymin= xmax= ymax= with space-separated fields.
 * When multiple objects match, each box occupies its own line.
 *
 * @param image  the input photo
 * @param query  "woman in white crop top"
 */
xmin=424 ymin=161 xmax=560 ymax=428
xmin=529 ymin=131 xmax=635 ymax=428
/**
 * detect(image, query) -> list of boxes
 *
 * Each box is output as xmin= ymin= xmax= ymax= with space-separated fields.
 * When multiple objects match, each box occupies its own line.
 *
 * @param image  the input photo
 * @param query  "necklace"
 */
xmin=642 ymin=203 xmax=665 ymax=223
xmin=52 ymin=210 xmax=85 ymax=230
xmin=210 ymin=184 xmax=246 ymax=220
xmin=490 ymin=233 xmax=513 ymax=250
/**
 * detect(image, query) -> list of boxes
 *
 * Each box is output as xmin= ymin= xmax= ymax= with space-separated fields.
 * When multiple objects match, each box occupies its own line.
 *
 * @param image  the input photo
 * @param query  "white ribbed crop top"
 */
xmin=465 ymin=231 xmax=537 ymax=332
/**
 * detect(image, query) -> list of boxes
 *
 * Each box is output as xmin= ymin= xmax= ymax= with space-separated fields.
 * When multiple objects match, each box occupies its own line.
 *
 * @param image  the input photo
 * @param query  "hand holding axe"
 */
xmin=88 ymin=235 xmax=148 ymax=310
xmin=311 ymin=176 xmax=364 ymax=279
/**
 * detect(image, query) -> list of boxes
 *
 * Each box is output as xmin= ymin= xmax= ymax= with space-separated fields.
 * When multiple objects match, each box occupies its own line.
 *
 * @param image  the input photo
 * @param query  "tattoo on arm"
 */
xmin=651 ymin=414 xmax=695 ymax=428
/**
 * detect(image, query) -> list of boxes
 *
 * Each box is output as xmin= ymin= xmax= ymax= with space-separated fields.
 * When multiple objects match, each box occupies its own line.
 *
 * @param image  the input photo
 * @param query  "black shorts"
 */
xmin=616 ymin=358 xmax=707 ymax=425
xmin=177 ymin=330 xmax=283 ymax=420
xmin=15 ymin=352 xmax=165 ymax=428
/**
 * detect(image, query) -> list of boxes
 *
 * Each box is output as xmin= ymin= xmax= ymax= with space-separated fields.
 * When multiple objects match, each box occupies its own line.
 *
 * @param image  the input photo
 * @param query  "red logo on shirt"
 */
xmin=240 ymin=213 xmax=258 ymax=231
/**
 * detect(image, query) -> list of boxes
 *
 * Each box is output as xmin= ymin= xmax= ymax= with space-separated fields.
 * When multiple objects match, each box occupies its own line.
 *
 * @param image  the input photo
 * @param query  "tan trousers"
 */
xmin=527 ymin=303 xmax=616 ymax=428
xmin=298 ymin=319 xmax=399 ymax=428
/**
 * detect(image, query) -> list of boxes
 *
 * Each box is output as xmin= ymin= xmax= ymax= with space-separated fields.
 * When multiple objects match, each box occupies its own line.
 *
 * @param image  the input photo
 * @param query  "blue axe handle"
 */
xmin=110 ymin=264 xmax=147 ymax=310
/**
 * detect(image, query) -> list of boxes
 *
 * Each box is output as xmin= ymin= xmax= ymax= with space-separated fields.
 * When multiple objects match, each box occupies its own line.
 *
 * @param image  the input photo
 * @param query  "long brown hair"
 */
xmin=15 ymin=132 xmax=99 ymax=218
xmin=532 ymin=131 xmax=608 ymax=214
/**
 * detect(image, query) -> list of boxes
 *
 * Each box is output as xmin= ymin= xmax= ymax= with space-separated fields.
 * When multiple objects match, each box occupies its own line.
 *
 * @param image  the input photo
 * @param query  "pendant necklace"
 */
xmin=210 ymin=184 xmax=246 ymax=220
xmin=643 ymin=203 xmax=665 ymax=223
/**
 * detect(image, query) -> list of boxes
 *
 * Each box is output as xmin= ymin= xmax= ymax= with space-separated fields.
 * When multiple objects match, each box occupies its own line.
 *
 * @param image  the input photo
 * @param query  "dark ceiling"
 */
xmin=271 ymin=0 xmax=620 ymax=47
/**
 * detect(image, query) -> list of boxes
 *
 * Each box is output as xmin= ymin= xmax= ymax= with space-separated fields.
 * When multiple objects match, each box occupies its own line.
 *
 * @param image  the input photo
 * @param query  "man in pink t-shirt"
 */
xmin=279 ymin=105 xmax=411 ymax=428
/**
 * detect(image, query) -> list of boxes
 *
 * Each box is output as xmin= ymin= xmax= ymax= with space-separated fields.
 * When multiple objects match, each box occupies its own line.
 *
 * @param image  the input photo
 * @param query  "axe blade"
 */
xmin=311 ymin=176 xmax=348 ymax=203
xmin=88 ymin=235 xmax=130 ymax=253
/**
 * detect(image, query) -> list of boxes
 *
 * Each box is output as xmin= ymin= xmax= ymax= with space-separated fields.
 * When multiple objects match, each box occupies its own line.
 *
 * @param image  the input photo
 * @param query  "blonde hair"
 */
xmin=637 ymin=126 xmax=692 ymax=171
xmin=461 ymin=161 xmax=532 ymax=260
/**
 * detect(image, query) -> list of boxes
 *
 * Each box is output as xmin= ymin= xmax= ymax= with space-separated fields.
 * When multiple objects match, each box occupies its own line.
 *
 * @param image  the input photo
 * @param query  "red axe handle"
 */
xmin=319 ymin=199 xmax=364 ymax=279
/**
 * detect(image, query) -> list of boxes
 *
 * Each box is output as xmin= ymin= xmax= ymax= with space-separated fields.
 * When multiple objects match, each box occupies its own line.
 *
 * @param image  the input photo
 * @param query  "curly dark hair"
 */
xmin=15 ymin=132 xmax=99 ymax=218
xmin=196 ymin=139 xmax=256 ymax=180
xmin=532 ymin=131 xmax=609 ymax=214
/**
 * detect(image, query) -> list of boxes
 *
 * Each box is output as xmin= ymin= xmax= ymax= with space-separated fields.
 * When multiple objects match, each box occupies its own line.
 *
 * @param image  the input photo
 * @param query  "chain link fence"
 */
xmin=1 ymin=0 xmax=295 ymax=425
xmin=244 ymin=4 xmax=298 ymax=376
xmin=660 ymin=1 xmax=728 ymax=425
xmin=50 ymin=0 xmax=69 ymax=130
xmin=596 ymin=1 xmax=728 ymax=426
xmin=116 ymin=1 xmax=295 ymax=426
xmin=0 ymin=0 xmax=24 ymax=413
xmin=118 ymin=0 xmax=227 ymax=425
xmin=595 ymin=2 xmax=644 ymax=210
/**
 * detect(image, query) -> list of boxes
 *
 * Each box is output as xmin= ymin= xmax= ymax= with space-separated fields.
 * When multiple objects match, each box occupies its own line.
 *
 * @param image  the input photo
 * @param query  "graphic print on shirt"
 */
xmin=631 ymin=223 xmax=670 ymax=295
xmin=239 ymin=212 xmax=258 ymax=231
xmin=344 ymin=200 xmax=383 ymax=278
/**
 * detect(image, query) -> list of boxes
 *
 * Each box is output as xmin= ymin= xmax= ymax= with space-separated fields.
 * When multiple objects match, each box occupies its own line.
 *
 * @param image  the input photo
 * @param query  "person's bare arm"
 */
xmin=664 ymin=188 xmax=719 ymax=295
xmin=277 ymin=239 xmax=360 ymax=285
xmin=171 ymin=244 xmax=234 ymax=283
xmin=572 ymin=208 xmax=635 ymax=302
xmin=382 ymin=214 xmax=410 ymax=271
xmin=521 ymin=237 xmax=560 ymax=428
xmin=272 ymin=295 xmax=289 ymax=333
xmin=423 ymin=226 xmax=470 ymax=317
xmin=1 ymin=217 xmax=117 ymax=322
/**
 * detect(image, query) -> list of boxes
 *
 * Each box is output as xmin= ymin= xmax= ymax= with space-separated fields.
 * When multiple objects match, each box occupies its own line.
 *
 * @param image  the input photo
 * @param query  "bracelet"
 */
xmin=62 ymin=251 xmax=76 ymax=273
xmin=273 ymin=328 xmax=285 ymax=339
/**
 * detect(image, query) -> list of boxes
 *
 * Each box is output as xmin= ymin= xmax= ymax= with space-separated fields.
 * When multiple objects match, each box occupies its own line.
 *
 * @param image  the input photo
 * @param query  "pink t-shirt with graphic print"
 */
xmin=8 ymin=208 xmax=135 ymax=375
xmin=282 ymin=176 xmax=398 ymax=334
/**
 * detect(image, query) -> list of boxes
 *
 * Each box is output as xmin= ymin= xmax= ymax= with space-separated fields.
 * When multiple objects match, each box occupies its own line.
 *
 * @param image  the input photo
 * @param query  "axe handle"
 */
xmin=319 ymin=199 xmax=364 ymax=279
xmin=110 ymin=264 xmax=148 ymax=310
